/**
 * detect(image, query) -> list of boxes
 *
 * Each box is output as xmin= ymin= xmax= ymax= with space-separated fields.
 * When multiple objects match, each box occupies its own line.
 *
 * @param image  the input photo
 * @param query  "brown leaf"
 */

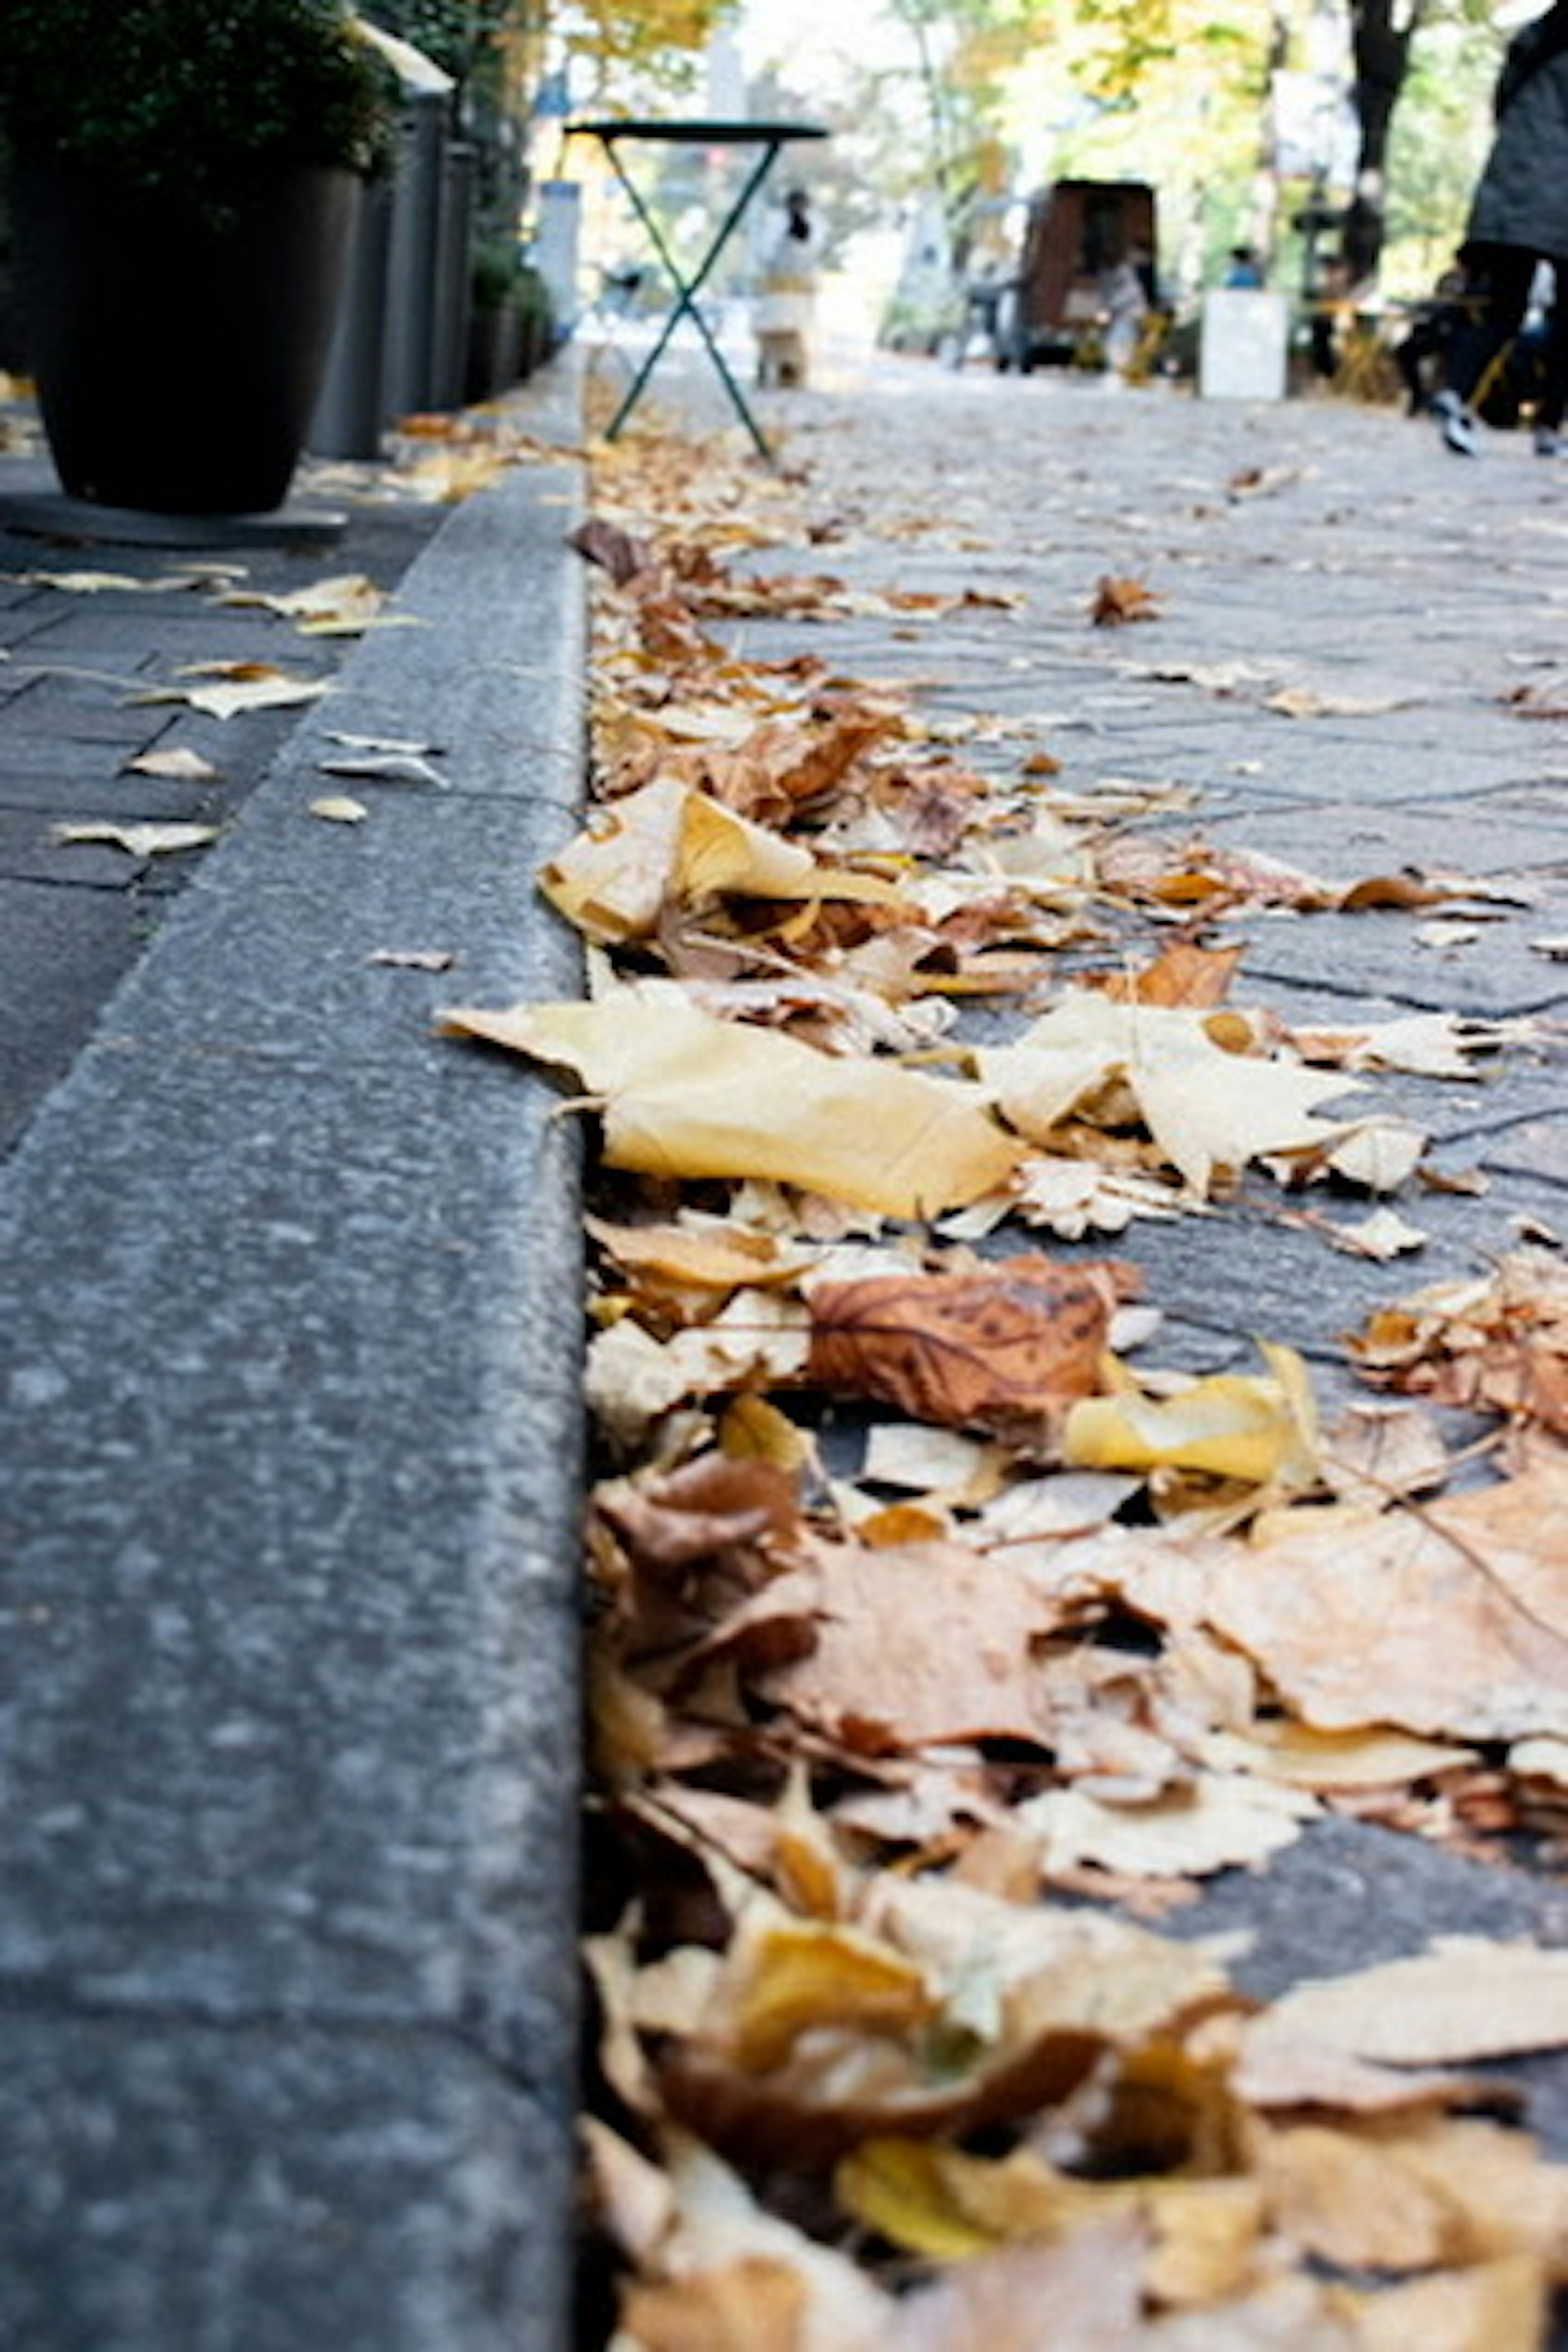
xmin=1202 ymin=1458 xmax=1568 ymax=1738
xmin=570 ymin=516 xmax=655 ymax=585
xmin=1091 ymin=574 xmax=1163 ymax=626
xmin=806 ymin=1257 xmax=1134 ymax=1436
xmin=759 ymin=1534 xmax=1069 ymax=1750
xmin=1092 ymin=940 xmax=1245 ymax=1009
xmin=619 ymin=2256 xmax=808 ymax=2352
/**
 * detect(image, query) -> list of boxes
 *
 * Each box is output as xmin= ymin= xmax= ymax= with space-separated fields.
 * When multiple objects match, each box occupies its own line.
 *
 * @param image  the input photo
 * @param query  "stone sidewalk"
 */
xmin=0 ymin=368 xmax=590 ymax=2348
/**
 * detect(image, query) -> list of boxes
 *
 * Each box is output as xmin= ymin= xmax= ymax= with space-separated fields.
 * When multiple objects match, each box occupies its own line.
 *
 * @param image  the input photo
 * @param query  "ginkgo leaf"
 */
xmin=540 ymin=775 xmax=904 ymax=944
xmin=136 ymin=665 xmax=332 ymax=719
xmin=52 ymin=820 xmax=219 ymax=857
xmin=976 ymin=995 xmax=1360 ymax=1196
xmin=440 ymin=982 xmax=1025 ymax=1216
xmin=121 ymin=746 xmax=219 ymax=782
xmin=1063 ymin=1341 xmax=1320 ymax=1491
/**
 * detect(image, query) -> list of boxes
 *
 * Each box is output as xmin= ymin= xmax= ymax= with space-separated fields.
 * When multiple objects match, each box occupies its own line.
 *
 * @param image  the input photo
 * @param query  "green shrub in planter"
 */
xmin=0 ymin=0 xmax=399 ymax=510
xmin=0 ymin=0 xmax=396 ymax=230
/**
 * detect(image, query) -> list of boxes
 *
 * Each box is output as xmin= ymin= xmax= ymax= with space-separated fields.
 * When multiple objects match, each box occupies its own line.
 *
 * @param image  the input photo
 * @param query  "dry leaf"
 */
xmin=760 ymin=1535 xmax=1068 ymax=1749
xmin=218 ymin=572 xmax=401 ymax=633
xmin=137 ymin=663 xmax=332 ymax=719
xmin=368 ymin=947 xmax=454 ymax=971
xmin=51 ymin=820 xmax=218 ymax=857
xmin=441 ymin=982 xmax=1024 ymax=1216
xmin=1335 ymin=2257 xmax=1548 ymax=2352
xmin=1092 ymin=575 xmax=1163 ymax=626
xmin=1253 ymin=1939 xmax=1568 ymax=2066
xmin=308 ymin=795 xmax=369 ymax=825
xmin=1064 ymin=1343 xmax=1320 ymax=1493
xmin=1018 ymin=1773 xmax=1317 ymax=1878
xmin=318 ymin=751 xmax=447 ymax=788
xmin=1204 ymin=1456 xmax=1568 ymax=1738
xmin=978 ymin=996 xmax=1360 ymax=1197
xmin=120 ymin=746 xmax=219 ymax=782
xmin=806 ymin=1257 xmax=1131 ymax=1436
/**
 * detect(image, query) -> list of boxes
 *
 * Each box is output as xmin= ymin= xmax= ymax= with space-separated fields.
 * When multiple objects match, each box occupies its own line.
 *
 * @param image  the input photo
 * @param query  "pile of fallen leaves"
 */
xmin=442 ymin=417 xmax=1568 ymax=2348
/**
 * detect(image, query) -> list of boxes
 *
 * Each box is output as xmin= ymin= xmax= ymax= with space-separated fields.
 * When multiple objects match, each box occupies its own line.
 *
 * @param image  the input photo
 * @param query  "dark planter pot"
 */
xmin=15 ymin=154 xmax=360 ymax=514
xmin=464 ymin=298 xmax=523 ymax=403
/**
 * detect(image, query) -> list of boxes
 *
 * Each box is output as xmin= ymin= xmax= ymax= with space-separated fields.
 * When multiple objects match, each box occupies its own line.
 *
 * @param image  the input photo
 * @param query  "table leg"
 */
xmin=596 ymin=138 xmax=786 ymax=461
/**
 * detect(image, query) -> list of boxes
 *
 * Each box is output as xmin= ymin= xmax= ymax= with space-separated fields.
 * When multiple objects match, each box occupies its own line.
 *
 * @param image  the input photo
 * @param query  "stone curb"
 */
xmin=0 ymin=370 xmax=588 ymax=2349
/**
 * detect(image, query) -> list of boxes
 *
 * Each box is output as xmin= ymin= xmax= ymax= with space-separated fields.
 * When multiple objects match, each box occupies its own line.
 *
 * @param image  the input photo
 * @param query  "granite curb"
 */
xmin=0 ymin=369 xmax=589 ymax=2348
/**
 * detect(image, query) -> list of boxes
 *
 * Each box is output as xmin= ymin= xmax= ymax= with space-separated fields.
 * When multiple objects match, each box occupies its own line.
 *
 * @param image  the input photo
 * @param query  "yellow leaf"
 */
xmin=834 ymin=2137 xmax=998 ymax=2260
xmin=726 ymin=1915 xmax=936 ymax=2073
xmin=1063 ymin=1341 xmax=1320 ymax=1490
xmin=441 ymin=982 xmax=1024 ymax=1216
xmin=51 ymin=821 xmax=219 ymax=858
xmin=978 ymin=994 xmax=1359 ymax=1196
xmin=540 ymin=776 xmax=904 ymax=944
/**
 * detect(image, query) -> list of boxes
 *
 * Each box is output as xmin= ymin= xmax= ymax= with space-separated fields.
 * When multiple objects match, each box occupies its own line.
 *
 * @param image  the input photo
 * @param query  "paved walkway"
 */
xmin=0 ymin=369 xmax=589 ymax=2349
xmin=5 ymin=345 xmax=1568 ymax=2343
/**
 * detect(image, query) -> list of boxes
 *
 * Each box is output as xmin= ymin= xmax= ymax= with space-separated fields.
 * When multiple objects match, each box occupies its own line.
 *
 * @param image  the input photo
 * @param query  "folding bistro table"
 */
xmin=568 ymin=117 xmax=827 ymax=461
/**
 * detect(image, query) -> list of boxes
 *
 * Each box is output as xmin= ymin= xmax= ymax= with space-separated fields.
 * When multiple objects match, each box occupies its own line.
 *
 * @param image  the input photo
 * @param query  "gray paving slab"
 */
xmin=0 ymin=365 xmax=589 ymax=2345
xmin=0 ymin=2016 xmax=570 ymax=2352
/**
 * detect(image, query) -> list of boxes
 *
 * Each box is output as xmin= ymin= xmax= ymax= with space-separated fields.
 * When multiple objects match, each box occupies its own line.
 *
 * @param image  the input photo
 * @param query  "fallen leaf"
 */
xmin=1252 ymin=1938 xmax=1568 ymax=2066
xmin=51 ymin=820 xmax=218 ymax=857
xmin=441 ymin=981 xmax=1025 ymax=1216
xmin=1018 ymin=1773 xmax=1317 ymax=1878
xmin=308 ymin=795 xmax=369 ymax=824
xmin=1204 ymin=1456 xmax=1568 ymax=1738
xmin=120 ymin=746 xmax=219 ymax=782
xmin=1092 ymin=574 xmax=1163 ymax=626
xmin=318 ymin=751 xmax=447 ymax=788
xmin=136 ymin=664 xmax=332 ymax=719
xmin=1063 ymin=1342 xmax=1320 ymax=1493
xmin=367 ymin=947 xmax=454 ymax=971
xmin=1321 ymin=1207 xmax=1428 ymax=1260
xmin=977 ymin=996 xmax=1361 ymax=1197
xmin=218 ymin=572 xmax=400 ymax=633
xmin=806 ymin=1257 xmax=1131 ymax=1437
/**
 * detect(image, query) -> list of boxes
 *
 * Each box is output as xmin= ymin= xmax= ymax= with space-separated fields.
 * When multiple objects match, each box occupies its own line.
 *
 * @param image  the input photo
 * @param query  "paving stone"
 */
xmin=0 ymin=2016 xmax=572 ymax=2352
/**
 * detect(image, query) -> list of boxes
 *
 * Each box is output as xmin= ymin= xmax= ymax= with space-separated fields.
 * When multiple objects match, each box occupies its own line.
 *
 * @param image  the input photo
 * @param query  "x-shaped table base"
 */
xmin=569 ymin=118 xmax=827 ymax=463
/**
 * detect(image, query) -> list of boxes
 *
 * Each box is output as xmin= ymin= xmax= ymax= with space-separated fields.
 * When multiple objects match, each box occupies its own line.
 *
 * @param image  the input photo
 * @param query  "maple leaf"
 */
xmin=805 ymin=1256 xmax=1131 ymax=1438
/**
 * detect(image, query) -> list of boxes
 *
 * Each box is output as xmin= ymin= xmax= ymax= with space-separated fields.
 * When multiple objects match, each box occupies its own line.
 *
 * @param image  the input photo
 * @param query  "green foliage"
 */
xmin=0 ymin=0 xmax=398 ymax=212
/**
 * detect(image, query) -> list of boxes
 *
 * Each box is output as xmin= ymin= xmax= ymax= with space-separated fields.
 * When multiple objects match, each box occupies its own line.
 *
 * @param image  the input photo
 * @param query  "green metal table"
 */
xmin=568 ymin=117 xmax=827 ymax=461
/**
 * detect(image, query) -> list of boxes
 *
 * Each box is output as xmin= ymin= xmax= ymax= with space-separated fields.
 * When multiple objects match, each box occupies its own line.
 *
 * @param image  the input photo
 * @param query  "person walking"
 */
xmin=1435 ymin=0 xmax=1568 ymax=457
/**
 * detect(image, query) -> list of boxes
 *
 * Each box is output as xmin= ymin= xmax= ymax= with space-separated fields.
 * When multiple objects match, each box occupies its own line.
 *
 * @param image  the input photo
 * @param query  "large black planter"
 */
xmin=15 ymin=154 xmax=360 ymax=514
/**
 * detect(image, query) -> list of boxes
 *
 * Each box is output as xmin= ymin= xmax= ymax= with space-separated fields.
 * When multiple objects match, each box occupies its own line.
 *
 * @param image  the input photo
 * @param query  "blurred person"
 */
xmin=1434 ymin=0 xmax=1568 ymax=457
xmin=1099 ymin=245 xmax=1150 ymax=377
xmin=1393 ymin=254 xmax=1472 ymax=413
xmin=754 ymin=186 xmax=820 ymax=389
